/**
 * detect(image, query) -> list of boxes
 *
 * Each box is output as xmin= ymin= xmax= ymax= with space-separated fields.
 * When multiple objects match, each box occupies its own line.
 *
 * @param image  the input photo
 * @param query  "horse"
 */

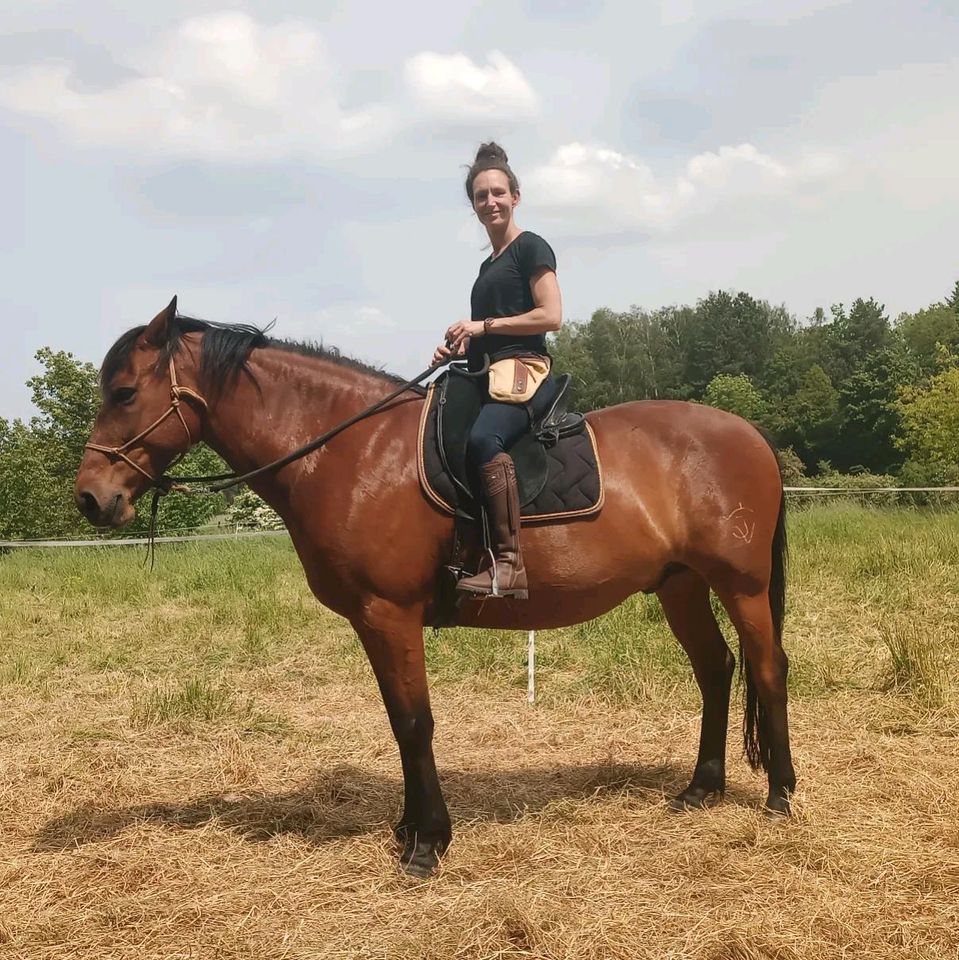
xmin=75 ymin=298 xmax=795 ymax=877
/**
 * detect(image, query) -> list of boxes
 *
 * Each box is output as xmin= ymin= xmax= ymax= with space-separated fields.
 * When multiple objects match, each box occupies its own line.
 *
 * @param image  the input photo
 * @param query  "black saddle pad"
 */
xmin=417 ymin=371 xmax=604 ymax=523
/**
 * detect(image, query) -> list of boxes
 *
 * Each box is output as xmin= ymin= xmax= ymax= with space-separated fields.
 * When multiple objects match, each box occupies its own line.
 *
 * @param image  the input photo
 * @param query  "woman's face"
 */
xmin=471 ymin=170 xmax=518 ymax=230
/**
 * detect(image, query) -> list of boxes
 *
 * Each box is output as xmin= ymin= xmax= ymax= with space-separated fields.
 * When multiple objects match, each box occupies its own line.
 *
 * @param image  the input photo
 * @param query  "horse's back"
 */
xmin=586 ymin=398 xmax=780 ymax=499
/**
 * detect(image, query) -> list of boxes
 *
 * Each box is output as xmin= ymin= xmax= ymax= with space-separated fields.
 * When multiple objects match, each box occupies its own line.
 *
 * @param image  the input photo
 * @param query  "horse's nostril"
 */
xmin=78 ymin=491 xmax=99 ymax=519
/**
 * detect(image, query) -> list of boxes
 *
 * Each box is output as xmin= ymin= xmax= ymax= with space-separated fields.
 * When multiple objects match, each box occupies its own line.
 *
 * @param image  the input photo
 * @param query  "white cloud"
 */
xmin=403 ymin=50 xmax=539 ymax=123
xmin=525 ymin=141 xmax=841 ymax=237
xmin=0 ymin=14 xmax=543 ymax=158
xmin=0 ymin=12 xmax=388 ymax=161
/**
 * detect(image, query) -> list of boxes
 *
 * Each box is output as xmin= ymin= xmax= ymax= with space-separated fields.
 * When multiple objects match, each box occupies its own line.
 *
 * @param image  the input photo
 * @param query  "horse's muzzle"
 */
xmin=74 ymin=484 xmax=136 ymax=528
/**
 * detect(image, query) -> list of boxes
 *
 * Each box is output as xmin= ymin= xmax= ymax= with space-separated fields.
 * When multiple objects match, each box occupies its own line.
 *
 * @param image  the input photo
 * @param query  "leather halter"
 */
xmin=85 ymin=356 xmax=208 ymax=488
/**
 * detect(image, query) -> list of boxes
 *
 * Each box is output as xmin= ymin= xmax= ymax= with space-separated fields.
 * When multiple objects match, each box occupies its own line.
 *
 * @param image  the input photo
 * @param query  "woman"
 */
xmin=433 ymin=142 xmax=563 ymax=599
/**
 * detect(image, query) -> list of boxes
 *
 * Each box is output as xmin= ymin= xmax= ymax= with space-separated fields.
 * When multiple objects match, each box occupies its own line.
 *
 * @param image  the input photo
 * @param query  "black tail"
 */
xmin=742 ymin=433 xmax=788 ymax=771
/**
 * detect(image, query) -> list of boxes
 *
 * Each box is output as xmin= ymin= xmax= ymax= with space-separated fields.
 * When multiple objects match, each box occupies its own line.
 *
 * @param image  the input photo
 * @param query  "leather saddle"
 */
xmin=418 ymin=365 xmax=604 ymax=627
xmin=418 ymin=366 xmax=602 ymax=523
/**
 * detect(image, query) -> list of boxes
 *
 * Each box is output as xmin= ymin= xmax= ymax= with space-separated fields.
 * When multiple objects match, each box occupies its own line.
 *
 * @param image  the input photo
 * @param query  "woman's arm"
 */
xmin=445 ymin=267 xmax=563 ymax=350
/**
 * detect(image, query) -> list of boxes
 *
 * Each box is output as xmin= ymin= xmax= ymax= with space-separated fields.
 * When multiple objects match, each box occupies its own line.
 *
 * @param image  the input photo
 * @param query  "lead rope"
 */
xmin=87 ymin=347 xmax=489 ymax=566
xmin=161 ymin=352 xmax=489 ymax=495
xmin=145 ymin=487 xmax=163 ymax=570
xmin=144 ymin=357 xmax=462 ymax=567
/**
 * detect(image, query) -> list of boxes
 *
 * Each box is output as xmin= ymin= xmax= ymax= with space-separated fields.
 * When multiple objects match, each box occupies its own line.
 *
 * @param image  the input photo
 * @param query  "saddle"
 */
xmin=417 ymin=367 xmax=604 ymax=522
xmin=418 ymin=367 xmax=604 ymax=627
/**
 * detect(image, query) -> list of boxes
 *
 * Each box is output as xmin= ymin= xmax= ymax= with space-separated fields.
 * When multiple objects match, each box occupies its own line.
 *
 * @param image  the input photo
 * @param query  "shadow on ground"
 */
xmin=33 ymin=760 xmax=759 ymax=852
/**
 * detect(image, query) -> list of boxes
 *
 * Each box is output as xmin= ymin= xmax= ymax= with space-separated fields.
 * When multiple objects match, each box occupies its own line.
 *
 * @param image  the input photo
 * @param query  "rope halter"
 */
xmin=85 ymin=356 xmax=208 ymax=489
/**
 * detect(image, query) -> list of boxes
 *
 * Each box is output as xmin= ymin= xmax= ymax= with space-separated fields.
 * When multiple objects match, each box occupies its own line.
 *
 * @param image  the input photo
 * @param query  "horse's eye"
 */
xmin=112 ymin=387 xmax=137 ymax=406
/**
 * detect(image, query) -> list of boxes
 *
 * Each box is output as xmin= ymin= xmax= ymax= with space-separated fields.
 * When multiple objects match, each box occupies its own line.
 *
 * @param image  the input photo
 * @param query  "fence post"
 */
xmin=527 ymin=630 xmax=536 ymax=704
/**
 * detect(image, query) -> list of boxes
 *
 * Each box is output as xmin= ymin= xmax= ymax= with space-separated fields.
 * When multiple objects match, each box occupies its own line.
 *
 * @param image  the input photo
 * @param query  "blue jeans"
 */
xmin=466 ymin=374 xmax=558 ymax=476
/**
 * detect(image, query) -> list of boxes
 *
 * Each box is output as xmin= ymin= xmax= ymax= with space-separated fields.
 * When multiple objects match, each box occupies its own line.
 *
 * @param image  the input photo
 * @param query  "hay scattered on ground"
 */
xmin=2 ymin=680 xmax=957 ymax=959
xmin=1 ymin=505 xmax=958 ymax=958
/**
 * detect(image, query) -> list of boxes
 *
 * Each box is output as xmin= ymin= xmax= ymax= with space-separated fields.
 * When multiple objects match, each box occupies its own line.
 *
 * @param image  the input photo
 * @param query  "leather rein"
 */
xmin=86 ymin=349 xmax=490 ymax=498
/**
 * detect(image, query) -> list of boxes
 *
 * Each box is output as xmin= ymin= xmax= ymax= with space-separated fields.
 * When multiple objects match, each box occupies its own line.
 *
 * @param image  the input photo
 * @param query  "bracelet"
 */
xmin=483 ymin=317 xmax=495 ymax=335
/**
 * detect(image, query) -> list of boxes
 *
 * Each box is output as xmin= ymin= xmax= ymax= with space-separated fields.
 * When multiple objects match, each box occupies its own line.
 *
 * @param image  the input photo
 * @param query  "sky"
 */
xmin=2 ymin=0 xmax=958 ymax=420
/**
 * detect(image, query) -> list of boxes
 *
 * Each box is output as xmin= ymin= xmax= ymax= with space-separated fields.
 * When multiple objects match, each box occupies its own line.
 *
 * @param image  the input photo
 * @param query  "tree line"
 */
xmin=2 ymin=280 xmax=958 ymax=539
xmin=549 ymin=281 xmax=959 ymax=484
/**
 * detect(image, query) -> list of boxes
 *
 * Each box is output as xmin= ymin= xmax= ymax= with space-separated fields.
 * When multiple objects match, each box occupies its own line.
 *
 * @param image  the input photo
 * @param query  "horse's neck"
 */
xmin=202 ymin=349 xmax=387 ymax=495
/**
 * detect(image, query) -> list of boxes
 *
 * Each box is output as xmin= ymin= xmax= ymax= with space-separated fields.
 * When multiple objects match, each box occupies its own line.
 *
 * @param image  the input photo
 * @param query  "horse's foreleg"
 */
xmin=717 ymin=589 xmax=796 ymax=815
xmin=657 ymin=569 xmax=735 ymax=810
xmin=352 ymin=597 xmax=451 ymax=877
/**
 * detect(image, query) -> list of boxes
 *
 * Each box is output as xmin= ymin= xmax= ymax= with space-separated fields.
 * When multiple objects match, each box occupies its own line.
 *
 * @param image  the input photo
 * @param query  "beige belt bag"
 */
xmin=487 ymin=355 xmax=551 ymax=404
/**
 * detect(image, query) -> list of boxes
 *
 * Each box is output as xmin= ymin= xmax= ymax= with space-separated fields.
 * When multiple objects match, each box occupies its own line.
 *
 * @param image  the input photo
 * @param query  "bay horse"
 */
xmin=75 ymin=298 xmax=795 ymax=877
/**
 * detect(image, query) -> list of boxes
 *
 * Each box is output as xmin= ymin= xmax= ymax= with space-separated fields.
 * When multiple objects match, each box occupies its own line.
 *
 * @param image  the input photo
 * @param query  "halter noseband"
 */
xmin=85 ymin=356 xmax=208 ymax=488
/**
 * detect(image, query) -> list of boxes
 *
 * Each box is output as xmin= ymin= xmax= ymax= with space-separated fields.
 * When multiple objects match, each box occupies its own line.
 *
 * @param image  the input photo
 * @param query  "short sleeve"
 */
xmin=518 ymin=232 xmax=556 ymax=278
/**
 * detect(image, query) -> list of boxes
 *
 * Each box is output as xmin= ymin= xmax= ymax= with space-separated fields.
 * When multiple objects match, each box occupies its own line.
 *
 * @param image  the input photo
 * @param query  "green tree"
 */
xmin=834 ymin=343 xmax=912 ymax=472
xmin=132 ymin=445 xmax=227 ymax=534
xmin=702 ymin=373 xmax=767 ymax=421
xmin=945 ymin=279 xmax=959 ymax=313
xmin=549 ymin=305 xmax=690 ymax=409
xmin=779 ymin=364 xmax=840 ymax=467
xmin=684 ymin=291 xmax=793 ymax=395
xmin=897 ymin=304 xmax=959 ymax=376
xmin=833 ymin=297 xmax=890 ymax=373
xmin=0 ymin=349 xmax=226 ymax=539
xmin=897 ymin=366 xmax=959 ymax=480
xmin=0 ymin=417 xmax=82 ymax=539
xmin=0 ymin=349 xmax=100 ymax=539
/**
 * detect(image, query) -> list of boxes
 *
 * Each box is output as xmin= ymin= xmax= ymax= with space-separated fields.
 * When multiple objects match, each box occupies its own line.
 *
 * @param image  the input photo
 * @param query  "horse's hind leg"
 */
xmin=657 ymin=569 xmax=735 ymax=811
xmin=716 ymin=589 xmax=796 ymax=815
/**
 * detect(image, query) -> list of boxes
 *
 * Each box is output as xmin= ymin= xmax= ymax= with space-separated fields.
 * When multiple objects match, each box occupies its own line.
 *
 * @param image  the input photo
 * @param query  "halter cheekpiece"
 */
xmin=85 ymin=356 xmax=208 ymax=488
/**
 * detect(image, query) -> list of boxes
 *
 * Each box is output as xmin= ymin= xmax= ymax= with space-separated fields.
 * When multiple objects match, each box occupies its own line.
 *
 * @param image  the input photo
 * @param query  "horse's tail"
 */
xmin=741 ymin=430 xmax=788 ymax=771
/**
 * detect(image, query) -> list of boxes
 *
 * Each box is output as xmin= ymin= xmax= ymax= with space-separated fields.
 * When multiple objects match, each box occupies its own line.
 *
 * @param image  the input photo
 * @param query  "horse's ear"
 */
xmin=143 ymin=296 xmax=177 ymax=347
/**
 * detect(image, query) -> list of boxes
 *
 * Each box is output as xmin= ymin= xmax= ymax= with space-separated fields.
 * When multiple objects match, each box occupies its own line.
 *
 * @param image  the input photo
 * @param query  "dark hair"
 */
xmin=465 ymin=142 xmax=519 ymax=203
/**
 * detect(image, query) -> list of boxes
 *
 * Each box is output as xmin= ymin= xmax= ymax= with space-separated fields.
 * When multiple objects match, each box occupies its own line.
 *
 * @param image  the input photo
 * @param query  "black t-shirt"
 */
xmin=467 ymin=231 xmax=556 ymax=371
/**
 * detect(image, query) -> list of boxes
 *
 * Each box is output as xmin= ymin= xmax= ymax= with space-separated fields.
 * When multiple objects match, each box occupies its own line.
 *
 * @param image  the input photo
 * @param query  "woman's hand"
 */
xmin=445 ymin=319 xmax=485 ymax=354
xmin=431 ymin=338 xmax=467 ymax=365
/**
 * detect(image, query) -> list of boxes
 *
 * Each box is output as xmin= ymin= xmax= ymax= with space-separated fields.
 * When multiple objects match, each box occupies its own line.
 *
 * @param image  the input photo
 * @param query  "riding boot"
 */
xmin=457 ymin=453 xmax=528 ymax=599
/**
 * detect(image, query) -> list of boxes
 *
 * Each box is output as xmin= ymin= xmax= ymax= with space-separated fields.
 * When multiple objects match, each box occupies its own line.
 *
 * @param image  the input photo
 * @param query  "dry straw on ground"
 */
xmin=1 ymin=504 xmax=958 ymax=958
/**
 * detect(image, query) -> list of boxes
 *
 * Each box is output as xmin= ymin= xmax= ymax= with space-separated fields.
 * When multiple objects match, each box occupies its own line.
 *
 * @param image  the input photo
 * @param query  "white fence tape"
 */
xmin=0 ymin=530 xmax=288 ymax=549
xmin=783 ymin=486 xmax=959 ymax=494
xmin=3 ymin=485 xmax=959 ymax=549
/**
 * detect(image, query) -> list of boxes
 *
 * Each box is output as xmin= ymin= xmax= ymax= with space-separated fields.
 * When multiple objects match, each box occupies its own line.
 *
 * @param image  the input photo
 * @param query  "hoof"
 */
xmin=763 ymin=794 xmax=791 ymax=819
xmin=399 ymin=838 xmax=443 ymax=879
xmin=669 ymin=785 xmax=722 ymax=812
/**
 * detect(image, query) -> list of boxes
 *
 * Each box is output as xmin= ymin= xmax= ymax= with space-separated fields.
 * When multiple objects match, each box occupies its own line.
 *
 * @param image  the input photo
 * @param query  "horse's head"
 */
xmin=75 ymin=296 xmax=206 ymax=528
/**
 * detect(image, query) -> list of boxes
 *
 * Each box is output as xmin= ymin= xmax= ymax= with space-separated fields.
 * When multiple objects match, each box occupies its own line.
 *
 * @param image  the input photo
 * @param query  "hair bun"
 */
xmin=475 ymin=141 xmax=508 ymax=165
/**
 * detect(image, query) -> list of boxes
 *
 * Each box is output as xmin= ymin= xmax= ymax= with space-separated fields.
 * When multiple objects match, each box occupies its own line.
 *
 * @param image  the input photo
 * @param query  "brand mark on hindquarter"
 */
xmin=721 ymin=502 xmax=755 ymax=544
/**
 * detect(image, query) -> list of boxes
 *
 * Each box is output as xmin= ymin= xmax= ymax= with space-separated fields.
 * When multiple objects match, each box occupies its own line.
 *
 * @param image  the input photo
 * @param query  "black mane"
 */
xmin=100 ymin=314 xmax=410 ymax=394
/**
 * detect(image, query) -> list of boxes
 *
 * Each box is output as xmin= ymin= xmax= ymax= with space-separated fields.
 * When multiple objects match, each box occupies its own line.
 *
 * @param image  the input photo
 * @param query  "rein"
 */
xmin=86 ymin=344 xmax=488 ymax=565
xmin=172 ymin=356 xmax=489 ymax=494
xmin=87 ymin=349 xmax=490 ymax=497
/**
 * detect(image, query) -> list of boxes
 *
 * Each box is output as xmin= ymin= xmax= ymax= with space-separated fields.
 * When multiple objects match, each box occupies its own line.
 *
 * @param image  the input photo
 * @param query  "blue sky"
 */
xmin=3 ymin=0 xmax=958 ymax=420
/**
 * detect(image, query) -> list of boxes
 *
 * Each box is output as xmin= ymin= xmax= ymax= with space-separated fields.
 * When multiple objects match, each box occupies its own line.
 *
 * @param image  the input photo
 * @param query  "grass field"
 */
xmin=1 ymin=503 xmax=958 ymax=959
